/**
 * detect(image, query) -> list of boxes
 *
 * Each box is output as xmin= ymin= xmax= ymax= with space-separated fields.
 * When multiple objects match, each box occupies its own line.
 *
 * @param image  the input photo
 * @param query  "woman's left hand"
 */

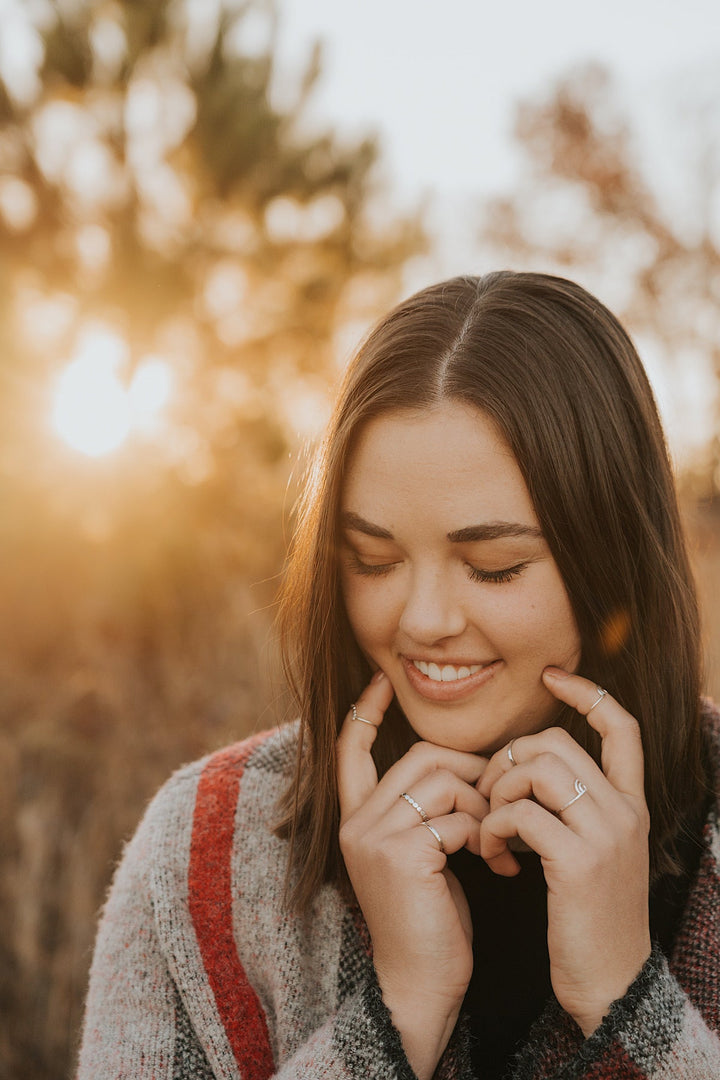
xmin=478 ymin=666 xmax=652 ymax=1038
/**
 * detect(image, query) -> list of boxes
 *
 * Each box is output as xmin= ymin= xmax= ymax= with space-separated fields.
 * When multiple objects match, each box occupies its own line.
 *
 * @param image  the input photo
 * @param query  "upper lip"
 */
xmin=404 ymin=656 xmax=495 ymax=667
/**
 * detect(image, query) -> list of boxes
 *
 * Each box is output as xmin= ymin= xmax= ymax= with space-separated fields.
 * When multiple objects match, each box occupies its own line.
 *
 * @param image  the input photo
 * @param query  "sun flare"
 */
xmin=52 ymin=328 xmax=172 ymax=457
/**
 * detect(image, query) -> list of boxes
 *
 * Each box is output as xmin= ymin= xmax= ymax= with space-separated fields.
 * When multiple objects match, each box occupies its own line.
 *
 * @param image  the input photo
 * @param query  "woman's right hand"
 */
xmin=337 ymin=671 xmax=489 ymax=1080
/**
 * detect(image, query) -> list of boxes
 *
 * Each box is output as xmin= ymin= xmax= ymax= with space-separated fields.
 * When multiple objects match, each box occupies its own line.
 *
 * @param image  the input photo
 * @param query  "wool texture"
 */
xmin=78 ymin=705 xmax=720 ymax=1079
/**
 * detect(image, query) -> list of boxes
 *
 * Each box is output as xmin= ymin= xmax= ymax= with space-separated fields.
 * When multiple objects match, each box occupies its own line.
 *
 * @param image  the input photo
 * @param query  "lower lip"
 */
xmin=402 ymin=657 xmax=501 ymax=702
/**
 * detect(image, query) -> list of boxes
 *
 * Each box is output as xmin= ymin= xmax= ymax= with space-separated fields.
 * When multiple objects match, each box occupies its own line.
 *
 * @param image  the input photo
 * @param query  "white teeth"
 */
xmin=412 ymin=660 xmax=483 ymax=682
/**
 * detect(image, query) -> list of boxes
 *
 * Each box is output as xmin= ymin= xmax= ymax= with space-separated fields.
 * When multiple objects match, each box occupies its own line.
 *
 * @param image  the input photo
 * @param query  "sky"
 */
xmin=276 ymin=0 xmax=720 ymax=462
xmin=277 ymin=0 xmax=720 ymax=206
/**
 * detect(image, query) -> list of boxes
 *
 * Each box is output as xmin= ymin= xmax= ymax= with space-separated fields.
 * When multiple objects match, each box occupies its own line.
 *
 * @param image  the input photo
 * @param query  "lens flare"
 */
xmin=599 ymin=608 xmax=631 ymax=657
xmin=128 ymin=357 xmax=172 ymax=428
xmin=52 ymin=329 xmax=172 ymax=456
xmin=52 ymin=331 xmax=130 ymax=456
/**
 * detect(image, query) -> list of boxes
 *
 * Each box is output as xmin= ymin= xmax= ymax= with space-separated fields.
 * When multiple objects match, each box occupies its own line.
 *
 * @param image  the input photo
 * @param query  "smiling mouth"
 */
xmin=411 ymin=660 xmax=484 ymax=682
xmin=403 ymin=656 xmax=501 ymax=701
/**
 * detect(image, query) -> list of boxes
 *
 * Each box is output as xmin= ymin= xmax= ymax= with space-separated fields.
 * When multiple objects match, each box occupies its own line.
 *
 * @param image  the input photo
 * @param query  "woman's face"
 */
xmin=339 ymin=401 xmax=582 ymax=755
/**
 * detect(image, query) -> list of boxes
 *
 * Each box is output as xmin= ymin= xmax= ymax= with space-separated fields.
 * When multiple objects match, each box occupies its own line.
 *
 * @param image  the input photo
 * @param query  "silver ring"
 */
xmin=586 ymin=687 xmax=608 ymax=715
xmin=557 ymin=778 xmax=588 ymax=814
xmin=507 ymin=739 xmax=518 ymax=766
xmin=422 ymin=821 xmax=445 ymax=853
xmin=351 ymin=703 xmax=376 ymax=727
xmin=399 ymin=792 xmax=429 ymax=822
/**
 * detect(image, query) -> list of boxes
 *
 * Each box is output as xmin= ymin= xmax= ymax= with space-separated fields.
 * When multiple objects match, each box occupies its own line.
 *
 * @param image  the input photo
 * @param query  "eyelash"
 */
xmin=347 ymin=554 xmax=527 ymax=584
xmin=347 ymin=555 xmax=396 ymax=577
xmin=466 ymin=563 xmax=526 ymax=584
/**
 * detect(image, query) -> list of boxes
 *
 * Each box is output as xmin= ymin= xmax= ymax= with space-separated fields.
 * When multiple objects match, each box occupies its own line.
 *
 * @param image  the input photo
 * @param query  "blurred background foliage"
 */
xmin=478 ymin=63 xmax=720 ymax=500
xmin=0 ymin=0 xmax=424 ymax=1074
xmin=0 ymin=3 xmax=717 ymax=1078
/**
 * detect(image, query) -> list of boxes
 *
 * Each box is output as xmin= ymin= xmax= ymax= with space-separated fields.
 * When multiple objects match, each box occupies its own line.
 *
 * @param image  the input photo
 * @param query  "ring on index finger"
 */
xmin=507 ymin=739 xmax=519 ymax=767
xmin=351 ymin=703 xmax=376 ymax=728
xmin=586 ymin=687 xmax=608 ymax=715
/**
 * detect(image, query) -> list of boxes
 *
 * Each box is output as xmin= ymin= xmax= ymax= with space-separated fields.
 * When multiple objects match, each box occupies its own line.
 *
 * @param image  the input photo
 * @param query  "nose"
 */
xmin=398 ymin=564 xmax=467 ymax=645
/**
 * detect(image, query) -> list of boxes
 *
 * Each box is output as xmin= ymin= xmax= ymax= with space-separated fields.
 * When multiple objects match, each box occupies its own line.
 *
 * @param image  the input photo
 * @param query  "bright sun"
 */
xmin=52 ymin=328 xmax=172 ymax=457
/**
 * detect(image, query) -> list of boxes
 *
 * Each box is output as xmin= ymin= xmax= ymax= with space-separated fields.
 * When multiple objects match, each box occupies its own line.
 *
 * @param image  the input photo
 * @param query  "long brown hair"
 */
xmin=276 ymin=271 xmax=705 ymax=909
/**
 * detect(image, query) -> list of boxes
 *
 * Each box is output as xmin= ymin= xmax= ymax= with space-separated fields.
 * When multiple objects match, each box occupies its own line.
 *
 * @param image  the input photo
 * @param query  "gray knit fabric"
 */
xmin=77 ymin=716 xmax=720 ymax=1079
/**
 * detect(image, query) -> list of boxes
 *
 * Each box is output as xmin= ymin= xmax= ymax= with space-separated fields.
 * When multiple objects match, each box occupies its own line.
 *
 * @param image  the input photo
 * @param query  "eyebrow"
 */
xmin=341 ymin=511 xmax=543 ymax=543
xmin=341 ymin=511 xmax=394 ymax=539
xmin=447 ymin=523 xmax=543 ymax=543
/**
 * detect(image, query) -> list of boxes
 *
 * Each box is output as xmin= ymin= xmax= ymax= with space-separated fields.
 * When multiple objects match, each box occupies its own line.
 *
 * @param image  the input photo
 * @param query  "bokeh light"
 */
xmin=52 ymin=328 xmax=172 ymax=456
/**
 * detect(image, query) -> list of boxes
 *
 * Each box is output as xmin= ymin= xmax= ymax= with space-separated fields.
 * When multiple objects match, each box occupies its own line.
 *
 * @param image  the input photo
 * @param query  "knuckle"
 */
xmin=544 ymin=726 xmax=576 ymax=752
xmin=451 ymin=810 xmax=472 ymax=831
xmin=616 ymin=800 xmax=648 ymax=840
xmin=489 ymin=786 xmax=508 ymax=811
xmin=338 ymin=819 xmax=363 ymax=853
xmin=628 ymin=720 xmax=644 ymax=746
xmin=611 ymin=709 xmax=641 ymax=737
xmin=536 ymin=750 xmax=562 ymax=773
xmin=515 ymin=798 xmax=539 ymax=827
xmin=406 ymin=741 xmax=430 ymax=763
xmin=479 ymin=816 xmax=496 ymax=844
xmin=338 ymin=820 xmax=354 ymax=852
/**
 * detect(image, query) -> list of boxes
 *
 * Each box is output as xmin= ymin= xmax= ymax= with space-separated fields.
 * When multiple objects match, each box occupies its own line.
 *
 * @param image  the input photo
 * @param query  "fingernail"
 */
xmin=544 ymin=666 xmax=569 ymax=680
xmin=371 ymin=669 xmax=386 ymax=684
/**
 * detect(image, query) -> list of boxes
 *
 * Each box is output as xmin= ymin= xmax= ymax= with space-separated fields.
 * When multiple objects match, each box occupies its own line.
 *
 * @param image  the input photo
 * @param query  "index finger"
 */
xmin=543 ymin=666 xmax=645 ymax=798
xmin=337 ymin=670 xmax=395 ymax=823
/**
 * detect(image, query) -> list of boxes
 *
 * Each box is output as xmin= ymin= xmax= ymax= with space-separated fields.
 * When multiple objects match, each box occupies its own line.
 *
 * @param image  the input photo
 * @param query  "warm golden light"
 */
xmin=52 ymin=328 xmax=172 ymax=457
xmin=128 ymin=357 xmax=172 ymax=430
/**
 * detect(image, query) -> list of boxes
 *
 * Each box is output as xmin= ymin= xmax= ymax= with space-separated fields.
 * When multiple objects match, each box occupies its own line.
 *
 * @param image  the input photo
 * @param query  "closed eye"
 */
xmin=345 ymin=552 xmax=399 ymax=577
xmin=466 ymin=562 xmax=527 ymax=584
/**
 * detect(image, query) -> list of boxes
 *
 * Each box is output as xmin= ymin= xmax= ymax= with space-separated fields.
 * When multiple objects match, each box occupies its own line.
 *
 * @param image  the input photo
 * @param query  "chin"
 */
xmin=406 ymin=701 xmax=557 ymax=758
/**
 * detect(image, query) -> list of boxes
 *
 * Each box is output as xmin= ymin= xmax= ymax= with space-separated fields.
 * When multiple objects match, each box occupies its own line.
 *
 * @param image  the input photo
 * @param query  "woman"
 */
xmin=78 ymin=272 xmax=719 ymax=1080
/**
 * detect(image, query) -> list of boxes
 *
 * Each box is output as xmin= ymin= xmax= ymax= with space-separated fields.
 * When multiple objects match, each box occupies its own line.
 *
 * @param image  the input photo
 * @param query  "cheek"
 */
xmin=535 ymin=584 xmax=581 ymax=664
xmin=485 ymin=579 xmax=580 ymax=660
xmin=341 ymin=577 xmax=391 ymax=651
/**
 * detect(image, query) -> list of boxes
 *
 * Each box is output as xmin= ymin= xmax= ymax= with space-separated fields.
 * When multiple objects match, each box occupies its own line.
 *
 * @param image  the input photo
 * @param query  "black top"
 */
xmin=448 ymin=812 xmax=706 ymax=1080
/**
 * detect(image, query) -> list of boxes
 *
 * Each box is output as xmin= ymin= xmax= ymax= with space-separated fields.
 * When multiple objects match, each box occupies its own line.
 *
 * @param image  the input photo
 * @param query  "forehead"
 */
xmin=342 ymin=402 xmax=538 ymax=526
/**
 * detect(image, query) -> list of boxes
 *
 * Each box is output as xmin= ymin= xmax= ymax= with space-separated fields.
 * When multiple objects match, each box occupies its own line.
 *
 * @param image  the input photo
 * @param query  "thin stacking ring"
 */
xmin=586 ymin=687 xmax=608 ymax=715
xmin=399 ymin=792 xmax=429 ymax=822
xmin=507 ymin=739 xmax=518 ymax=767
xmin=422 ymin=821 xmax=445 ymax=854
xmin=557 ymin=778 xmax=588 ymax=814
xmin=350 ymin=703 xmax=376 ymax=727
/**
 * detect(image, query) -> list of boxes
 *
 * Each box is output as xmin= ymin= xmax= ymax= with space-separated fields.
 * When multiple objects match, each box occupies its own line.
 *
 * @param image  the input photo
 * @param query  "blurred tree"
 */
xmin=0 ymin=2 xmax=424 ymax=1076
xmin=478 ymin=64 xmax=720 ymax=499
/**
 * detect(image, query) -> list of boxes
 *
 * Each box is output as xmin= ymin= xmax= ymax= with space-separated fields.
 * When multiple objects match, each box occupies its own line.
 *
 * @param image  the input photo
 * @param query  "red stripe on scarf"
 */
xmin=189 ymin=734 xmax=275 ymax=1080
